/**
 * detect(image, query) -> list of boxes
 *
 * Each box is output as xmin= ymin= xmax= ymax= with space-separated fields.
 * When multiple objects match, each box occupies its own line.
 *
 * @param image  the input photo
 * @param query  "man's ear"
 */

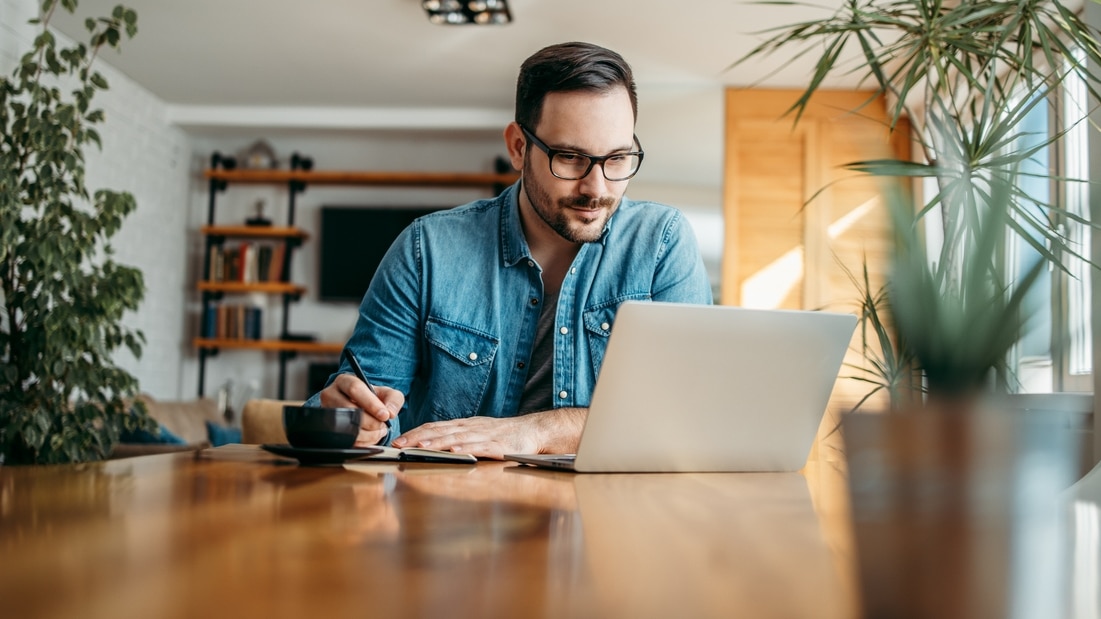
xmin=503 ymin=122 xmax=526 ymax=172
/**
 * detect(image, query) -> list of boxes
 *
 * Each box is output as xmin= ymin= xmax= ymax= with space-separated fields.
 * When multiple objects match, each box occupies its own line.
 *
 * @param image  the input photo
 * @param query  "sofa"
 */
xmin=108 ymin=394 xmax=298 ymax=458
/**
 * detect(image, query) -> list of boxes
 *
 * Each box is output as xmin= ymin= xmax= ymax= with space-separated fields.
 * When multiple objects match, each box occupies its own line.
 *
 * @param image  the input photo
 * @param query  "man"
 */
xmin=308 ymin=41 xmax=711 ymax=458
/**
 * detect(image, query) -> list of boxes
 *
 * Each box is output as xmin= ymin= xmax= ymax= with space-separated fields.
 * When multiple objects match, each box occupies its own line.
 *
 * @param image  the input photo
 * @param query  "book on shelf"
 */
xmin=268 ymin=243 xmax=286 ymax=282
xmin=202 ymin=305 xmax=216 ymax=338
xmin=201 ymin=304 xmax=262 ymax=340
xmin=207 ymin=246 xmax=223 ymax=282
xmin=220 ymin=247 xmax=240 ymax=282
xmin=241 ymin=243 xmax=255 ymax=283
xmin=206 ymin=242 xmax=287 ymax=284
xmin=257 ymin=245 xmax=273 ymax=282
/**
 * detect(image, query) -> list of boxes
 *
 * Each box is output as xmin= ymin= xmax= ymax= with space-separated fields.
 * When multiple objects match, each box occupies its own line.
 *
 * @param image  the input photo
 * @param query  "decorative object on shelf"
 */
xmin=423 ymin=0 xmax=511 ymax=25
xmin=238 ymin=139 xmax=278 ymax=169
xmin=0 ymin=1 xmax=155 ymax=465
xmin=245 ymin=199 xmax=273 ymax=227
xmin=289 ymin=151 xmax=314 ymax=171
xmin=212 ymin=152 xmax=236 ymax=170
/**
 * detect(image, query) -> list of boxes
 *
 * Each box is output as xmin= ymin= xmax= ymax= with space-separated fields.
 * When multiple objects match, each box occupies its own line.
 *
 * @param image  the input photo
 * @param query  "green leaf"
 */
xmin=0 ymin=1 xmax=148 ymax=465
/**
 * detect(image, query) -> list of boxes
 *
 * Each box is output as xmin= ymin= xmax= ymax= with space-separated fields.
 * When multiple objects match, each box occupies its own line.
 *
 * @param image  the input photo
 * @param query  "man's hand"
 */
xmin=319 ymin=374 xmax=404 ymax=447
xmin=391 ymin=407 xmax=587 ymax=459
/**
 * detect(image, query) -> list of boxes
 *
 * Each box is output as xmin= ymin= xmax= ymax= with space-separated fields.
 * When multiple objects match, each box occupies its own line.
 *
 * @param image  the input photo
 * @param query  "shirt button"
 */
xmin=530 ymin=298 xmax=539 ymax=306
xmin=570 ymin=268 xmax=577 ymax=274
xmin=468 ymin=352 xmax=478 ymax=361
xmin=527 ymin=260 xmax=535 ymax=268
xmin=558 ymin=391 xmax=568 ymax=399
xmin=517 ymin=361 xmax=525 ymax=369
xmin=601 ymin=322 xmax=610 ymax=331
xmin=559 ymin=327 xmax=568 ymax=335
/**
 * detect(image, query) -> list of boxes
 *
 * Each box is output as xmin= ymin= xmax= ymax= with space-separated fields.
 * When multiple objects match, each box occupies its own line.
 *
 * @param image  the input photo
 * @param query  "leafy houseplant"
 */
xmin=0 ymin=0 xmax=153 ymax=464
xmin=735 ymin=0 xmax=1101 ymax=404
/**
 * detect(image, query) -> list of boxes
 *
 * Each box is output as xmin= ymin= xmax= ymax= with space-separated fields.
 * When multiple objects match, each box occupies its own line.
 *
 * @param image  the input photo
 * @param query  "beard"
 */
xmin=522 ymin=155 xmax=619 ymax=244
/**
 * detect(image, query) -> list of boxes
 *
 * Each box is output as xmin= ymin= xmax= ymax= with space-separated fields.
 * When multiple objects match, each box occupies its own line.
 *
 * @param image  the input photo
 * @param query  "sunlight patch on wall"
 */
xmin=739 ymin=197 xmax=879 ymax=309
xmin=741 ymin=246 xmax=804 ymax=309
xmin=828 ymin=198 xmax=877 ymax=238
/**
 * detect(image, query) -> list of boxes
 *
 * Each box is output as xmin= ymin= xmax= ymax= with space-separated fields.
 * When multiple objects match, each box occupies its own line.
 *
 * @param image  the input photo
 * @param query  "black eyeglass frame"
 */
xmin=519 ymin=124 xmax=645 ymax=181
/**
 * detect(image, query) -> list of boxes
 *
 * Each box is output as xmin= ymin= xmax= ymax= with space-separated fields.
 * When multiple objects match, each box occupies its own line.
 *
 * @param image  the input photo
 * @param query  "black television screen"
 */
xmin=318 ymin=206 xmax=444 ymax=303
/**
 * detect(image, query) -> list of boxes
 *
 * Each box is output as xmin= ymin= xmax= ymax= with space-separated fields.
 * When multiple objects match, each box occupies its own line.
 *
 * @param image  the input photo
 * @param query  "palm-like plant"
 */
xmin=885 ymin=169 xmax=1047 ymax=396
xmin=735 ymin=0 xmax=1101 ymax=403
xmin=737 ymin=0 xmax=1100 ymax=261
xmin=838 ymin=259 xmax=919 ymax=412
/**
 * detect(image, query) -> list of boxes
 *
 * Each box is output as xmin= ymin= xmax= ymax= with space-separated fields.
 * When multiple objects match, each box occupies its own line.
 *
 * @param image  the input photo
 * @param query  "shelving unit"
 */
xmin=195 ymin=151 xmax=519 ymax=399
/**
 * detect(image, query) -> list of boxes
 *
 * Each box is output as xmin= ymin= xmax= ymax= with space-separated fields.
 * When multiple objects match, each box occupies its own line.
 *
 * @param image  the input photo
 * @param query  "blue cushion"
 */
xmin=206 ymin=420 xmax=242 ymax=446
xmin=120 ymin=423 xmax=187 ymax=444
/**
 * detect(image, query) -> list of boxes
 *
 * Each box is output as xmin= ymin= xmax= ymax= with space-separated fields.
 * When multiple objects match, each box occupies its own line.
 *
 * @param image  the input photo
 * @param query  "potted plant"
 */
xmin=735 ymin=3 xmax=1100 ymax=613
xmin=0 ymin=0 xmax=153 ymax=464
xmin=735 ymin=0 xmax=1101 ymax=405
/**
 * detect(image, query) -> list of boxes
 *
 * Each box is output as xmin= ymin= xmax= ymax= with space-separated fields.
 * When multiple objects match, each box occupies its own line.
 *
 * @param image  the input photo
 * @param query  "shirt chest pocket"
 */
xmin=423 ymin=318 xmax=499 ymax=420
xmin=583 ymin=305 xmax=618 ymax=374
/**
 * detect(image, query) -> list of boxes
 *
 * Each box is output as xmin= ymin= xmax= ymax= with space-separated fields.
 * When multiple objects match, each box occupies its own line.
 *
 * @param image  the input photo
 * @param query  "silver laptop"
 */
xmin=505 ymin=301 xmax=856 ymax=473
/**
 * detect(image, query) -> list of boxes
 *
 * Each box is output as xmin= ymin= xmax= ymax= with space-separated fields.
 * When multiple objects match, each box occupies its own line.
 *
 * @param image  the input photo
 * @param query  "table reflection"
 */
xmin=0 ymin=446 xmax=858 ymax=619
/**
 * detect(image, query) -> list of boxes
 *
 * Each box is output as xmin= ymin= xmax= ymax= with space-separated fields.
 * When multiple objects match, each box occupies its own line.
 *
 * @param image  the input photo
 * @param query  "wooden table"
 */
xmin=0 ymin=445 xmax=858 ymax=619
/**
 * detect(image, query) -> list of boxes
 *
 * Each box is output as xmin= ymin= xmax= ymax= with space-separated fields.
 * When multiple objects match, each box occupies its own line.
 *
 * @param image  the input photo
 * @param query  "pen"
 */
xmin=342 ymin=347 xmax=392 ymax=430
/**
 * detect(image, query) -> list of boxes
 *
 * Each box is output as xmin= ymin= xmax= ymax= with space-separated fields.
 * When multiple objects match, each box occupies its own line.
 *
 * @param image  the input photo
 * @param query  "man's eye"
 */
xmin=556 ymin=153 xmax=584 ymax=164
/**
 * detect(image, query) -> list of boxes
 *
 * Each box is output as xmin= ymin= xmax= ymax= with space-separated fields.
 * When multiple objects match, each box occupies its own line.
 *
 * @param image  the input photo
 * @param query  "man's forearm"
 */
xmin=532 ymin=407 xmax=588 ymax=453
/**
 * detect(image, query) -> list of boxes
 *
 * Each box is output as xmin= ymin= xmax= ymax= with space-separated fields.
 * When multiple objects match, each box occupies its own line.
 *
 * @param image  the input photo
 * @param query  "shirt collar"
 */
xmin=499 ymin=182 xmax=532 ymax=267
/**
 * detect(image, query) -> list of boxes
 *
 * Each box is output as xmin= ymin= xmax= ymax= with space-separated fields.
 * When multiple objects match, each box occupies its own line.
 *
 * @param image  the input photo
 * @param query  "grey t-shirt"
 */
xmin=517 ymin=290 xmax=559 ymax=414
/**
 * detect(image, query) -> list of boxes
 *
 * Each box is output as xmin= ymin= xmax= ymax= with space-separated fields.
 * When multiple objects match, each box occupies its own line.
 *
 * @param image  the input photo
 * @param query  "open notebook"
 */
xmin=505 ymin=302 xmax=856 ymax=473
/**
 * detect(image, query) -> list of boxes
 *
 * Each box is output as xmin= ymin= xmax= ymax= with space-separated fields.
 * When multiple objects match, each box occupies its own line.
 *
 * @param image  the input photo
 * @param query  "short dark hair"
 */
xmin=515 ymin=42 xmax=638 ymax=130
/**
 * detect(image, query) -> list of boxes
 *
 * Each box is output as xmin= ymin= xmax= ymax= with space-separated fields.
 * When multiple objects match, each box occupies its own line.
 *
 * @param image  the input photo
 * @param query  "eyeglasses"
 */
xmin=519 ymin=125 xmax=644 ymax=181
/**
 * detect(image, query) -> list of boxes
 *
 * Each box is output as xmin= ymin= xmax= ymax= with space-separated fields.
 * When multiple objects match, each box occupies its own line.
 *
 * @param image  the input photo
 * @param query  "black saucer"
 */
xmin=261 ymin=444 xmax=383 ymax=465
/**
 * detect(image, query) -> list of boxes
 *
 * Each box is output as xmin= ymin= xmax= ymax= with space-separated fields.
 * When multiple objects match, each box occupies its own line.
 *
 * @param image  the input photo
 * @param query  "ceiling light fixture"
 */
xmin=422 ymin=0 xmax=512 ymax=25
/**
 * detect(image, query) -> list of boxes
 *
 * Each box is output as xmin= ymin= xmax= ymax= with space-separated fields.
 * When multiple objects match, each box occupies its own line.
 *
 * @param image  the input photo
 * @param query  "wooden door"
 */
xmin=723 ymin=89 xmax=912 ymax=461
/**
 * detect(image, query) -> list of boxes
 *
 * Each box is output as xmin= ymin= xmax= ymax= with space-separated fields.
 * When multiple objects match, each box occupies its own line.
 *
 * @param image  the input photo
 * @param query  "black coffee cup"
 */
xmin=283 ymin=405 xmax=362 ymax=449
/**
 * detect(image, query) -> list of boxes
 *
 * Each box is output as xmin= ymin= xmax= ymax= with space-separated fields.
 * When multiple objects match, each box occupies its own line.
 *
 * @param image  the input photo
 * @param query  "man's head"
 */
xmin=514 ymin=42 xmax=638 ymax=130
xmin=507 ymin=42 xmax=642 ymax=245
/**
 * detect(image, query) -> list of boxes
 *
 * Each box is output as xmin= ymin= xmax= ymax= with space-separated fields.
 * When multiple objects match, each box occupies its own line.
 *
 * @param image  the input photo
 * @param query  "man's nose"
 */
xmin=576 ymin=163 xmax=611 ymax=197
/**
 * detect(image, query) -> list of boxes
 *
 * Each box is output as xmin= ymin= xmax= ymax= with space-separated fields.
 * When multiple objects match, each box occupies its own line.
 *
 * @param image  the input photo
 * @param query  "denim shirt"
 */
xmin=306 ymin=182 xmax=712 ymax=442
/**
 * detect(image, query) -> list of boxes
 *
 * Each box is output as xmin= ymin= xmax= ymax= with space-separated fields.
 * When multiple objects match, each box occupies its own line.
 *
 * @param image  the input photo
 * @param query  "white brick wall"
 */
xmin=79 ymin=61 xmax=192 ymax=399
xmin=2 ymin=0 xmax=193 ymax=399
xmin=0 ymin=0 xmax=34 ymax=66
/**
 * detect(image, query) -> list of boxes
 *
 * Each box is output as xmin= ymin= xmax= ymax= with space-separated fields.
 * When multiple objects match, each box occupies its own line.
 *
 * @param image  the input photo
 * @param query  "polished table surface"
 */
xmin=0 ymin=445 xmax=859 ymax=619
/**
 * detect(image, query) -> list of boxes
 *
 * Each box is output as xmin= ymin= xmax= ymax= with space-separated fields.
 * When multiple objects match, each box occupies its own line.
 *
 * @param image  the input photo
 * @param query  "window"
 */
xmin=1006 ymin=53 xmax=1092 ymax=393
xmin=1056 ymin=57 xmax=1092 ymax=390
